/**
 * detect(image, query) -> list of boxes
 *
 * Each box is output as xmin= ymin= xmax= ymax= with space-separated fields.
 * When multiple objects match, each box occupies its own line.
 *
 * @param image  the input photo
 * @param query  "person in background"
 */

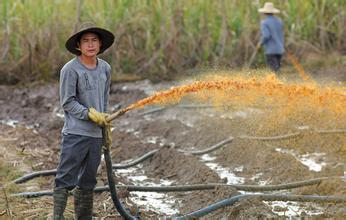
xmin=258 ymin=2 xmax=284 ymax=73
xmin=53 ymin=23 xmax=114 ymax=220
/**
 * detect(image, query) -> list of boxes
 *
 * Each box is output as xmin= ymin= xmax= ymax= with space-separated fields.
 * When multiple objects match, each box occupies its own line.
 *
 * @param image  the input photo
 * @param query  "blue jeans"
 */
xmin=55 ymin=134 xmax=103 ymax=190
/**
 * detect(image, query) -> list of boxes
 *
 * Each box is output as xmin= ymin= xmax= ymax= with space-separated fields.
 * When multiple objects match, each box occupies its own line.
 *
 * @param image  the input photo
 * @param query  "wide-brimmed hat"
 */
xmin=65 ymin=22 xmax=115 ymax=55
xmin=258 ymin=2 xmax=280 ymax=14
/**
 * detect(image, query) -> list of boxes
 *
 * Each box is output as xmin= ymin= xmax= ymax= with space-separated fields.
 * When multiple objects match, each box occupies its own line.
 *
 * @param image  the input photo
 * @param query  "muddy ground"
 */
xmin=0 ymin=71 xmax=345 ymax=219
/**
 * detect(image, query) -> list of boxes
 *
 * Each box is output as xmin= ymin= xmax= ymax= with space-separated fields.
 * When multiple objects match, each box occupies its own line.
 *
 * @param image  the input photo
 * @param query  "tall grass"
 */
xmin=0 ymin=0 xmax=345 ymax=83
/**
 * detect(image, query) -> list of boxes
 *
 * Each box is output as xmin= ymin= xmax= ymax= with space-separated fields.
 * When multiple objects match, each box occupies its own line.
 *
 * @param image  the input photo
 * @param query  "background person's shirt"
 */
xmin=60 ymin=57 xmax=111 ymax=138
xmin=260 ymin=15 xmax=284 ymax=55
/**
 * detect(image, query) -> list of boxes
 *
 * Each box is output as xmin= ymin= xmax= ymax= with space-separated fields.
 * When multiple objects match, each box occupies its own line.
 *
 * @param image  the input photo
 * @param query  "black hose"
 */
xmin=113 ymin=137 xmax=233 ymax=169
xmin=139 ymin=107 xmax=166 ymax=115
xmin=139 ymin=104 xmax=218 ymax=116
xmin=11 ymin=149 xmax=158 ymax=183
xmin=12 ymin=169 xmax=57 ymax=184
xmin=11 ymin=190 xmax=53 ymax=198
xmin=174 ymin=194 xmax=346 ymax=219
xmin=112 ymin=149 xmax=158 ymax=169
xmin=104 ymin=146 xmax=137 ymax=220
xmin=11 ymin=177 xmax=342 ymax=198
xmin=315 ymin=129 xmax=346 ymax=134
xmin=102 ymin=127 xmax=137 ymax=220
xmin=178 ymin=137 xmax=233 ymax=155
xmin=239 ymin=132 xmax=302 ymax=141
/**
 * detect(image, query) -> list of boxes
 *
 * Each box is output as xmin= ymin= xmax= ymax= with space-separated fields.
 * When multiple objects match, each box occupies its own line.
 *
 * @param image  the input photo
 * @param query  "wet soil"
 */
xmin=0 ymin=77 xmax=345 ymax=219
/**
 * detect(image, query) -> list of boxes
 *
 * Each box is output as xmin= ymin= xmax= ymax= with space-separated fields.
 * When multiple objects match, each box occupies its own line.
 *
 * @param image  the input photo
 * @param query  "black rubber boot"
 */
xmin=74 ymin=188 xmax=94 ymax=220
xmin=53 ymin=188 xmax=68 ymax=220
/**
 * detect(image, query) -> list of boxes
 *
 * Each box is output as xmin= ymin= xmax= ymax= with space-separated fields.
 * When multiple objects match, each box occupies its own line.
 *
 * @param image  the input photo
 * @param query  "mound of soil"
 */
xmin=145 ymin=147 xmax=221 ymax=183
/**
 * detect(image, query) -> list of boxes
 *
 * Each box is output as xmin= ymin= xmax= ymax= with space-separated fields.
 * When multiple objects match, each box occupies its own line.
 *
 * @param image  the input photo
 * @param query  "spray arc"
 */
xmin=103 ymin=75 xmax=345 ymax=218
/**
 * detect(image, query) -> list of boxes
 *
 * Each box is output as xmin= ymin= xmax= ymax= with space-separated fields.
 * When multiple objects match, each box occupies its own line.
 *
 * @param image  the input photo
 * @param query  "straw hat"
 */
xmin=258 ymin=2 xmax=280 ymax=14
xmin=65 ymin=22 xmax=115 ymax=55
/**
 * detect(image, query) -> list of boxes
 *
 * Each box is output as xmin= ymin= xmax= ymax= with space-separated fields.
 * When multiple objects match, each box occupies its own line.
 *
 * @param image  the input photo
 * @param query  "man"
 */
xmin=258 ymin=2 xmax=284 ymax=73
xmin=53 ymin=23 xmax=114 ymax=219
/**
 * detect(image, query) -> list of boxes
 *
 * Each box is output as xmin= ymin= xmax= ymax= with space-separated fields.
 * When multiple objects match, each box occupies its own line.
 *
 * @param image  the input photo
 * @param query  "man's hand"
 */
xmin=88 ymin=108 xmax=109 ymax=127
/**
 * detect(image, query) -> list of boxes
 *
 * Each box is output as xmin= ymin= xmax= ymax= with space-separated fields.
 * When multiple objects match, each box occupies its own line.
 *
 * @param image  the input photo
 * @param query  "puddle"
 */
xmin=25 ymin=124 xmax=39 ymax=134
xmin=131 ymin=191 xmax=178 ymax=215
xmin=143 ymin=136 xmax=175 ymax=147
xmin=200 ymin=153 xmax=325 ymax=217
xmin=275 ymin=148 xmax=326 ymax=172
xmin=299 ymin=153 xmax=327 ymax=172
xmin=56 ymin=112 xmax=64 ymax=119
xmin=1 ymin=119 xmax=19 ymax=128
xmin=264 ymin=201 xmax=324 ymax=217
xmin=1 ymin=119 xmax=39 ymax=134
xmin=199 ymin=154 xmax=245 ymax=184
xmin=122 ymin=128 xmax=140 ymax=138
xmin=200 ymin=154 xmax=216 ymax=162
xmin=234 ymin=165 xmax=244 ymax=172
xmin=146 ymin=136 xmax=159 ymax=144
xmin=115 ymin=165 xmax=179 ymax=215
xmin=250 ymin=172 xmax=269 ymax=185
xmin=53 ymin=106 xmax=64 ymax=119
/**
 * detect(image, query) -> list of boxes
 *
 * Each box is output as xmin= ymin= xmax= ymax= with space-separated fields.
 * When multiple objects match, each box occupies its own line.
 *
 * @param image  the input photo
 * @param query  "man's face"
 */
xmin=78 ymin=32 xmax=101 ymax=57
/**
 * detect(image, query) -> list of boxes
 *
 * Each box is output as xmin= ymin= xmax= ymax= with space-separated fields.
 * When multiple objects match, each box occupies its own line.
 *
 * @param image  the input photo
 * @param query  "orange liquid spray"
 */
xmin=123 ymin=74 xmax=345 ymax=115
xmin=286 ymin=52 xmax=312 ymax=82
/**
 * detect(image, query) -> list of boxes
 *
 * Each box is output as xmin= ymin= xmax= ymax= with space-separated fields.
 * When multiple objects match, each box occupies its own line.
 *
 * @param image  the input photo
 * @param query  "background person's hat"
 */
xmin=65 ymin=22 xmax=115 ymax=55
xmin=258 ymin=2 xmax=280 ymax=14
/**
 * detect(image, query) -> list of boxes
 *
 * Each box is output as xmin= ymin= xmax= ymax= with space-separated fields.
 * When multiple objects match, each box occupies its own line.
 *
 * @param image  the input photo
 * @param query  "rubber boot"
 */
xmin=53 ymin=188 xmax=68 ymax=220
xmin=74 ymin=188 xmax=94 ymax=220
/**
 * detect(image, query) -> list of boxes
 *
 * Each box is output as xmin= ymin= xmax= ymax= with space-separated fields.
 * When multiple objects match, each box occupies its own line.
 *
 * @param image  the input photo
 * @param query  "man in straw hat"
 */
xmin=53 ymin=23 xmax=114 ymax=219
xmin=258 ymin=2 xmax=284 ymax=73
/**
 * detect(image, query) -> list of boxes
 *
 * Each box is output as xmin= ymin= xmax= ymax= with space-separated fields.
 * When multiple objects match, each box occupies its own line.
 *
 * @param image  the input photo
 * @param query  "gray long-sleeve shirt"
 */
xmin=60 ymin=57 xmax=111 ymax=138
xmin=260 ymin=15 xmax=284 ymax=55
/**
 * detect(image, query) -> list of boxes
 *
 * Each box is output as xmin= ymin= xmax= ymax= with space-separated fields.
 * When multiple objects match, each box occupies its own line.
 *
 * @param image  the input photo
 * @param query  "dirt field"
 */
xmin=0 ymin=72 xmax=345 ymax=219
